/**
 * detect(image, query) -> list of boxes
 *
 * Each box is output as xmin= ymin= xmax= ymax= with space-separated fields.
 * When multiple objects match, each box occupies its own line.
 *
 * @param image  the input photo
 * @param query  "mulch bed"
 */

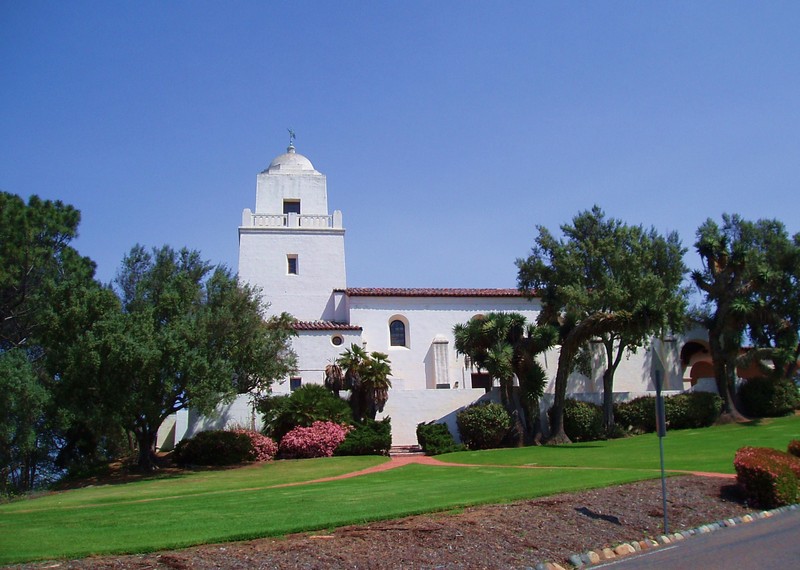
xmin=16 ymin=475 xmax=752 ymax=569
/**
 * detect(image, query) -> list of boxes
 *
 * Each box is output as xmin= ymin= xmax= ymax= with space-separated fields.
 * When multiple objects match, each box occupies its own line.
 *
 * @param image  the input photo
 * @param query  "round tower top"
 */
xmin=265 ymin=144 xmax=318 ymax=174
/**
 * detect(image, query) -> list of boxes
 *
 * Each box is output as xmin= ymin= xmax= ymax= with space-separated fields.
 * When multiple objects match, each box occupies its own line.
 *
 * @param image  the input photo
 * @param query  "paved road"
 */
xmin=596 ymin=508 xmax=800 ymax=569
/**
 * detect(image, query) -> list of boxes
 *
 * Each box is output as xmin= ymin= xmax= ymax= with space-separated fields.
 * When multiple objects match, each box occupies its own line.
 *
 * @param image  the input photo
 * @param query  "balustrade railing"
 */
xmin=245 ymin=212 xmax=342 ymax=229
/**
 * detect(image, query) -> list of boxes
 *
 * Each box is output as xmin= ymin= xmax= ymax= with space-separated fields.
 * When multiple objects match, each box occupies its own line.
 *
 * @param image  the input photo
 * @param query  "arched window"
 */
xmin=389 ymin=319 xmax=407 ymax=347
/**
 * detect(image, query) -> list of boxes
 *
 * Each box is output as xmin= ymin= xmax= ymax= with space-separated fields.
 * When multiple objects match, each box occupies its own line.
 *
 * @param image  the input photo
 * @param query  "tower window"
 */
xmin=283 ymin=200 xmax=301 ymax=226
xmin=283 ymin=200 xmax=301 ymax=215
xmin=389 ymin=319 xmax=407 ymax=347
xmin=287 ymin=255 xmax=298 ymax=275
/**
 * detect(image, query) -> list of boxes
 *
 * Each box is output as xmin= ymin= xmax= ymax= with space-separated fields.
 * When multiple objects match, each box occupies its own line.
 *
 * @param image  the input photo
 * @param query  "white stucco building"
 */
xmin=166 ymin=142 xmax=695 ymax=448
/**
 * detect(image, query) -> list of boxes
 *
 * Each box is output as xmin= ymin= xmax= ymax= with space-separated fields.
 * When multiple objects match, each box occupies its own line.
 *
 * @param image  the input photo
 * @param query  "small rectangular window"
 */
xmin=287 ymin=255 xmax=298 ymax=275
xmin=283 ymin=200 xmax=300 ymax=226
xmin=283 ymin=200 xmax=301 ymax=215
xmin=290 ymin=377 xmax=302 ymax=391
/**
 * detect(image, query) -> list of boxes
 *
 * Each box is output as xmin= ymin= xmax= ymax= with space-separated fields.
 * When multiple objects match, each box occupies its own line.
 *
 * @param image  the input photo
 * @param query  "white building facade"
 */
xmin=169 ymin=143 xmax=691 ymax=448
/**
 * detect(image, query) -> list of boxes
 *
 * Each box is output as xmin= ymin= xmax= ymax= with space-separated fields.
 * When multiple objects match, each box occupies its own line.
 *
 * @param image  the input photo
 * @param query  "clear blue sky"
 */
xmin=2 ymin=1 xmax=799 ymax=289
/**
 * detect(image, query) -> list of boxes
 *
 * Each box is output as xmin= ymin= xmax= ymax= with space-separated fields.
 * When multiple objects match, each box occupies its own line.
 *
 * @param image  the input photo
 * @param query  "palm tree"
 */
xmin=454 ymin=312 xmax=556 ymax=443
xmin=323 ymin=362 xmax=346 ymax=393
xmin=363 ymin=351 xmax=392 ymax=420
xmin=336 ymin=344 xmax=392 ymax=422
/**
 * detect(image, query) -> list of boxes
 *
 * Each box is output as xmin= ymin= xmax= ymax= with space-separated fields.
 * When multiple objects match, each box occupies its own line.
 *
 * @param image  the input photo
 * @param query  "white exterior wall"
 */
xmin=538 ymin=337 xmax=684 ymax=396
xmin=183 ymin=396 xmax=262 ymax=440
xmin=348 ymin=295 xmax=542 ymax=391
xmin=377 ymin=388 xmax=489 ymax=446
xmin=273 ymin=329 xmax=363 ymax=395
xmin=255 ymin=170 xmax=328 ymax=215
xmin=238 ymin=228 xmax=346 ymax=320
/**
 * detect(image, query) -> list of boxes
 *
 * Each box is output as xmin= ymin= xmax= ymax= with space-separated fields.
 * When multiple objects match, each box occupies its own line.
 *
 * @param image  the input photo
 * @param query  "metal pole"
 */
xmin=655 ymin=369 xmax=669 ymax=534
xmin=659 ymin=430 xmax=669 ymax=534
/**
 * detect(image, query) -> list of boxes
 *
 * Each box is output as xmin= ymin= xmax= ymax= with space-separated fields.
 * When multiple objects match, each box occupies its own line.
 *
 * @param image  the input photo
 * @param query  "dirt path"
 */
xmin=21 ymin=474 xmax=750 ymax=569
xmin=274 ymin=454 xmax=736 ymax=489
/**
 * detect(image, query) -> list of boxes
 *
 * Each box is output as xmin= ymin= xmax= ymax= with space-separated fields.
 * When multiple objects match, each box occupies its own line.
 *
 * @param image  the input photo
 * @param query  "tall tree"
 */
xmin=0 ymin=193 xmax=97 ymax=351
xmin=57 ymin=245 xmax=298 ymax=470
xmin=453 ymin=312 xmax=556 ymax=443
xmin=747 ymin=231 xmax=800 ymax=380
xmin=0 ymin=192 xmax=101 ymax=492
xmin=517 ymin=206 xmax=688 ymax=443
xmin=693 ymin=215 xmax=800 ymax=420
xmin=0 ymin=349 xmax=51 ymax=495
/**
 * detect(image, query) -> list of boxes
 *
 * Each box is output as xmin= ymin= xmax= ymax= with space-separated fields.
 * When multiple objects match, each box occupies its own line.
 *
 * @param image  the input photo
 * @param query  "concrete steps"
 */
xmin=390 ymin=445 xmax=424 ymax=457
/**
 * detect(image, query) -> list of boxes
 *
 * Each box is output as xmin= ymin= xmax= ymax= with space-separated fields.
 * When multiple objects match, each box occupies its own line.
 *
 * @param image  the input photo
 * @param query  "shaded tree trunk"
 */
xmin=602 ymin=368 xmax=615 ymax=434
xmin=546 ymin=312 xmax=634 ymax=444
xmin=522 ymin=396 xmax=543 ymax=444
xmin=134 ymin=427 xmax=159 ymax=472
xmin=601 ymin=339 xmax=624 ymax=436
xmin=546 ymin=345 xmax=574 ymax=444
xmin=509 ymin=386 xmax=527 ymax=446
xmin=708 ymin=331 xmax=748 ymax=423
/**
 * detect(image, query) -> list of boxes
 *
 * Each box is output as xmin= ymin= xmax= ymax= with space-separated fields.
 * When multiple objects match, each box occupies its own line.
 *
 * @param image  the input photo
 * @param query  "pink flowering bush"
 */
xmin=734 ymin=446 xmax=800 ymax=508
xmin=231 ymin=429 xmax=278 ymax=462
xmin=279 ymin=421 xmax=352 ymax=459
xmin=788 ymin=440 xmax=800 ymax=459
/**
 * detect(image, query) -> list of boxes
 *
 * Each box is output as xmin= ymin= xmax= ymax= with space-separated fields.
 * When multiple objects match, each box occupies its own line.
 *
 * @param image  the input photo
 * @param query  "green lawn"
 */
xmin=437 ymin=414 xmax=800 ymax=474
xmin=1 ymin=415 xmax=797 ymax=564
xmin=4 ymin=455 xmax=387 ymax=512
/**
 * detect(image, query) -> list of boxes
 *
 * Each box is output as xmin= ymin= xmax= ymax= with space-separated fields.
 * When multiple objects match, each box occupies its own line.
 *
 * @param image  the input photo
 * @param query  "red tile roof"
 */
xmin=292 ymin=320 xmax=362 ymax=331
xmin=343 ymin=287 xmax=528 ymax=297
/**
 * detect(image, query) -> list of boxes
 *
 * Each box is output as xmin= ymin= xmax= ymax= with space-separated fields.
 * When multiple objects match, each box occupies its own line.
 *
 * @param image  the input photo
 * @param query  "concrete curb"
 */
xmin=532 ymin=503 xmax=800 ymax=569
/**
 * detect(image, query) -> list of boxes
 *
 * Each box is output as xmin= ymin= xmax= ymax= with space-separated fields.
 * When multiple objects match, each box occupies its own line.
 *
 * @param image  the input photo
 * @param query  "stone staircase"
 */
xmin=389 ymin=445 xmax=424 ymax=457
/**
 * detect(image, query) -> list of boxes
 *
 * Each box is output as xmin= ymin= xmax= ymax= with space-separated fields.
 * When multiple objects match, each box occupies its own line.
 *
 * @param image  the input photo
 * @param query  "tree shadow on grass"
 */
xmin=540 ymin=444 xmax=604 ymax=449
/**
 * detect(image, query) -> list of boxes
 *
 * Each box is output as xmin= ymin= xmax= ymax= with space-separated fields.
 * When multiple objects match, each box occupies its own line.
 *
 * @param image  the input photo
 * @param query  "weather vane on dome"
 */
xmin=287 ymin=128 xmax=296 ymax=149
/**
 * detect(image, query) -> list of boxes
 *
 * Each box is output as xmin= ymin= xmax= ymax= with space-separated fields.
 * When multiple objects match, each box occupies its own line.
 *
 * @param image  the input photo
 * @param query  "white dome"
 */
xmin=265 ymin=145 xmax=317 ymax=174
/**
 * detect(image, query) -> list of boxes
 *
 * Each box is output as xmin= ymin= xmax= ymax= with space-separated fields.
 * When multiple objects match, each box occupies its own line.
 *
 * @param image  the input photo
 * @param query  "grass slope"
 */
xmin=1 ymin=466 xmax=654 ymax=564
xmin=437 ymin=415 xmax=800 ymax=474
xmin=1 ymin=415 xmax=797 ymax=564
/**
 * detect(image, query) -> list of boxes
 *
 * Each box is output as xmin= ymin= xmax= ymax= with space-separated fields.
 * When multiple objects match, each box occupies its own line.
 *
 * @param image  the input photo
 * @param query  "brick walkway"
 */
xmin=273 ymin=454 xmax=735 ymax=488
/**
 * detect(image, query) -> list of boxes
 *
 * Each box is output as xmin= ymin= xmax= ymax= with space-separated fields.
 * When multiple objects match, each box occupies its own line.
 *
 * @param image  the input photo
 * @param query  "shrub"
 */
xmin=614 ymin=396 xmax=656 ymax=433
xmin=279 ymin=421 xmax=352 ymax=459
xmin=664 ymin=392 xmax=723 ymax=429
xmin=554 ymin=399 xmax=604 ymax=442
xmin=257 ymin=384 xmax=353 ymax=441
xmin=456 ymin=403 xmax=511 ymax=450
xmin=734 ymin=446 xmax=800 ymax=508
xmin=739 ymin=377 xmax=800 ymax=418
xmin=614 ymin=392 xmax=723 ymax=433
xmin=788 ymin=440 xmax=800 ymax=459
xmin=416 ymin=421 xmax=463 ymax=455
xmin=174 ymin=430 xmax=253 ymax=466
xmin=231 ymin=429 xmax=278 ymax=461
xmin=335 ymin=418 xmax=392 ymax=456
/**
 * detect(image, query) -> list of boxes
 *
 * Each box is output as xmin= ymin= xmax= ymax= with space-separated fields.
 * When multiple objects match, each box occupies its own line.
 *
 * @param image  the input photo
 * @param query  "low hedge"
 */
xmin=335 ymin=418 xmax=392 ymax=456
xmin=614 ymin=396 xmax=655 ymax=433
xmin=456 ymin=403 xmax=511 ymax=450
xmin=614 ymin=392 xmax=723 ymax=433
xmin=733 ymin=446 xmax=800 ymax=508
xmin=552 ymin=399 xmax=604 ymax=442
xmin=739 ymin=377 xmax=799 ymax=418
xmin=665 ymin=391 xmax=723 ymax=429
xmin=174 ymin=429 xmax=277 ymax=466
xmin=416 ymin=421 xmax=463 ymax=455
xmin=788 ymin=440 xmax=800 ymax=459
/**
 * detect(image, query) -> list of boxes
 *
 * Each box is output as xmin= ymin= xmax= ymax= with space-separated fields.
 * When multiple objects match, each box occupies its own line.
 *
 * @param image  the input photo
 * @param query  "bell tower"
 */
xmin=238 ymin=142 xmax=347 ymax=322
